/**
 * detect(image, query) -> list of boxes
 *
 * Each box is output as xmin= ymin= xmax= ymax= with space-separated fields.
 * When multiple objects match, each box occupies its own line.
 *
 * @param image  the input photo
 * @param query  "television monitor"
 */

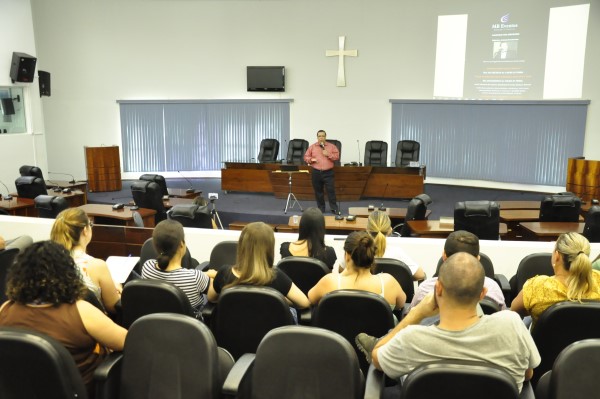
xmin=247 ymin=66 xmax=285 ymax=92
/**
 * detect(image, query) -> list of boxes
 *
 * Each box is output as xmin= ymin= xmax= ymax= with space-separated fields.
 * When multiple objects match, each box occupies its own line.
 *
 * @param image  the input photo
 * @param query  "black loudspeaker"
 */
xmin=10 ymin=52 xmax=37 ymax=83
xmin=0 ymin=98 xmax=15 ymax=116
xmin=38 ymin=70 xmax=51 ymax=97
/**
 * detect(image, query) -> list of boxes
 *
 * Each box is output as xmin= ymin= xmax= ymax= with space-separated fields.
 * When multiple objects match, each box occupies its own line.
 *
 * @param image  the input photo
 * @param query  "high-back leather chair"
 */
xmin=0 ymin=327 xmax=89 ymax=399
xmin=454 ymin=201 xmax=500 ymax=240
xmin=583 ymin=205 xmax=600 ymax=243
xmin=130 ymin=180 xmax=167 ymax=224
xmin=539 ymin=194 xmax=581 ymax=222
xmin=257 ymin=139 xmax=280 ymax=163
xmin=168 ymin=203 xmax=213 ymax=229
xmin=286 ymin=139 xmax=309 ymax=164
xmin=120 ymin=279 xmax=195 ymax=328
xmin=212 ymin=286 xmax=295 ymax=360
xmin=312 ymin=289 xmax=395 ymax=375
xmin=326 ymin=139 xmax=342 ymax=166
xmin=19 ymin=164 xmax=45 ymax=182
xmin=373 ymin=258 xmax=414 ymax=304
xmin=34 ymin=195 xmax=68 ymax=218
xmin=397 ymin=193 xmax=432 ymax=237
xmin=530 ymin=301 xmax=600 ymax=387
xmin=395 ymin=140 xmax=420 ymax=167
xmin=139 ymin=173 xmax=169 ymax=196
xmin=364 ymin=140 xmax=388 ymax=166
xmin=400 ymin=361 xmax=520 ymax=399
xmin=0 ymin=248 xmax=19 ymax=304
xmin=510 ymin=253 xmax=553 ymax=300
xmin=15 ymin=176 xmax=47 ymax=199
xmin=276 ymin=256 xmax=330 ymax=296
xmin=199 ymin=241 xmax=238 ymax=272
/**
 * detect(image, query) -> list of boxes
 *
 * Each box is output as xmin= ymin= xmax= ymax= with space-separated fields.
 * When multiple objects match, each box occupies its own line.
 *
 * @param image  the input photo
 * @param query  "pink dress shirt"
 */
xmin=304 ymin=142 xmax=340 ymax=171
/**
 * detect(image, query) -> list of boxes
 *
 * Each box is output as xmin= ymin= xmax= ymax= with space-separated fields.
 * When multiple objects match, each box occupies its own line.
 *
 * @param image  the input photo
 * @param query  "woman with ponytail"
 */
xmin=511 ymin=232 xmax=600 ymax=325
xmin=308 ymin=231 xmax=406 ymax=311
xmin=141 ymin=220 xmax=211 ymax=318
xmin=51 ymin=208 xmax=121 ymax=314
xmin=366 ymin=211 xmax=425 ymax=280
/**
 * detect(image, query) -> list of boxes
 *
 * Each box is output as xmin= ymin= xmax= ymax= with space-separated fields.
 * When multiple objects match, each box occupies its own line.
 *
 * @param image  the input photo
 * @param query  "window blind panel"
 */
xmin=391 ymin=100 xmax=587 ymax=187
xmin=120 ymin=103 xmax=165 ymax=172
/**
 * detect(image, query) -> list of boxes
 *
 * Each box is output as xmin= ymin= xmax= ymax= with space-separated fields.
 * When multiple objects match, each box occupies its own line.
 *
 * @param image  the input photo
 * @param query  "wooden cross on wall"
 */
xmin=326 ymin=36 xmax=358 ymax=87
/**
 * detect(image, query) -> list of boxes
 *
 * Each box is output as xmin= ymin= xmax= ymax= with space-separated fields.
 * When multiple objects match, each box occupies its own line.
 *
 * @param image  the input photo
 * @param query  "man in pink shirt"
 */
xmin=304 ymin=130 xmax=340 ymax=214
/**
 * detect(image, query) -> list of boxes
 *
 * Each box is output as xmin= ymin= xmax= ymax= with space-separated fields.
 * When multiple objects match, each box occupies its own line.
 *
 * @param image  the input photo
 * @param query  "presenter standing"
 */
xmin=304 ymin=130 xmax=339 ymax=214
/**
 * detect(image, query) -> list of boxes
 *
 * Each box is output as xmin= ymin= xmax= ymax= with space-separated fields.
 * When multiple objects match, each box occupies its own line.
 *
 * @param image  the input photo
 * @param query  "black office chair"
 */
xmin=34 ymin=194 xmax=68 ymax=218
xmin=286 ymin=139 xmax=309 ymax=164
xmin=139 ymin=173 xmax=169 ymax=197
xmin=395 ymin=140 xmax=420 ymax=167
xmin=167 ymin=203 xmax=213 ymax=229
xmin=530 ymin=300 xmax=600 ymax=388
xmin=400 ymin=361 xmax=520 ymax=399
xmin=373 ymin=258 xmax=414 ymax=304
xmin=396 ymin=193 xmax=432 ymax=237
xmin=198 ymin=241 xmax=238 ymax=272
xmin=257 ymin=138 xmax=280 ymax=163
xmin=0 ymin=327 xmax=89 ymax=399
xmin=19 ymin=164 xmax=45 ymax=182
xmin=15 ymin=176 xmax=47 ymax=199
xmin=96 ymin=313 xmax=234 ymax=399
xmin=583 ymin=205 xmax=600 ymax=243
xmin=212 ymin=286 xmax=295 ymax=360
xmin=312 ymin=289 xmax=395 ymax=375
xmin=276 ymin=256 xmax=330 ymax=296
xmin=509 ymin=252 xmax=553 ymax=301
xmin=222 ymin=326 xmax=365 ymax=399
xmin=130 ymin=180 xmax=167 ymax=224
xmin=120 ymin=279 xmax=195 ymax=328
xmin=539 ymin=194 xmax=581 ymax=222
xmin=0 ymin=248 xmax=19 ymax=304
xmin=479 ymin=297 xmax=501 ymax=315
xmin=364 ymin=140 xmax=388 ymax=166
xmin=135 ymin=237 xmax=199 ymax=275
xmin=454 ymin=200 xmax=500 ymax=240
xmin=326 ymin=139 xmax=342 ymax=166
xmin=535 ymin=339 xmax=600 ymax=399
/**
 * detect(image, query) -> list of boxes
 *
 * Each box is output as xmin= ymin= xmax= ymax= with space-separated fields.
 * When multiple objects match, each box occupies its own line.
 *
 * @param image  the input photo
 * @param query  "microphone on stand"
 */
xmin=283 ymin=139 xmax=288 ymax=163
xmin=379 ymin=184 xmax=389 ymax=211
xmin=335 ymin=186 xmax=344 ymax=220
xmin=48 ymin=172 xmax=76 ymax=184
xmin=357 ymin=140 xmax=361 ymax=166
xmin=45 ymin=180 xmax=63 ymax=192
xmin=0 ymin=181 xmax=13 ymax=200
xmin=177 ymin=171 xmax=196 ymax=193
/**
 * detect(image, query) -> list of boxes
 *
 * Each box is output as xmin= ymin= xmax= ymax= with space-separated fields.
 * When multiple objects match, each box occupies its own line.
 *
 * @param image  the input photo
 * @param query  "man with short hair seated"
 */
xmin=357 ymin=252 xmax=540 ymax=395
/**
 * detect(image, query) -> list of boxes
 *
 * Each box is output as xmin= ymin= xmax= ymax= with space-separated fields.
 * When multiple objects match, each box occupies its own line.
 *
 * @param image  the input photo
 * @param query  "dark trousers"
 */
xmin=311 ymin=168 xmax=337 ymax=212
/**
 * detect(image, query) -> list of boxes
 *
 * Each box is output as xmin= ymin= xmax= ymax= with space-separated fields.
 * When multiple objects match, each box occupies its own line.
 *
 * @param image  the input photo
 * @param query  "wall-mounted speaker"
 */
xmin=1 ymin=98 xmax=15 ymax=116
xmin=10 ymin=52 xmax=37 ymax=83
xmin=39 ymin=70 xmax=51 ymax=97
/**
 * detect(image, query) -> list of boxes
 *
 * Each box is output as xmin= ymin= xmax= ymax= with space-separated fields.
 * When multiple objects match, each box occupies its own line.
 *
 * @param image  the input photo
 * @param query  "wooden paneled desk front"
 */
xmin=407 ymin=220 xmax=508 ymax=239
xmin=0 ymin=197 xmax=36 ymax=216
xmin=520 ymin=222 xmax=585 ymax=241
xmin=79 ymin=204 xmax=156 ymax=228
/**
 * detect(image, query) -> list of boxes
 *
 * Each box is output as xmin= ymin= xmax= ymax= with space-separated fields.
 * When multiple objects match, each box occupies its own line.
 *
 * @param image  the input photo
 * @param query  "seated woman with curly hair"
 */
xmin=0 ymin=241 xmax=126 ymax=398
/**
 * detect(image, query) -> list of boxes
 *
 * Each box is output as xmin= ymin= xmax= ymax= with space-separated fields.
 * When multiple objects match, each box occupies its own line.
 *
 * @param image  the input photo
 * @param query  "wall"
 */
xmin=18 ymin=0 xmax=600 ymax=190
xmin=0 ymin=0 xmax=47 ymax=192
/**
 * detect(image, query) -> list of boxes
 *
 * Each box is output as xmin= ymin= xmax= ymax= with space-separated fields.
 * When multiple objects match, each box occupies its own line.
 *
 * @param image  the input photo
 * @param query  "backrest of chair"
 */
xmin=400 ymin=194 xmax=432 ymax=237
xmin=257 ymin=138 xmax=280 ymax=163
xmin=15 ymin=176 xmax=47 ymax=199
xmin=0 ymin=327 xmax=88 ymax=399
xmin=121 ymin=279 xmax=194 ymax=328
xmin=276 ymin=256 xmax=330 ymax=296
xmin=395 ymin=140 xmax=420 ymax=166
xmin=454 ymin=201 xmax=500 ymax=240
xmin=373 ymin=258 xmax=415 ymax=303
xmin=19 ymin=164 xmax=45 ymax=181
xmin=401 ymin=361 xmax=519 ymax=399
xmin=0 ymin=248 xmax=20 ymax=303
xmin=512 ymin=253 xmax=553 ymax=298
xmin=286 ymin=139 xmax=309 ymax=164
xmin=34 ymin=195 xmax=69 ymax=218
xmin=168 ymin=203 xmax=213 ymax=228
xmin=434 ymin=252 xmax=495 ymax=279
xmin=208 ymin=241 xmax=238 ymax=271
xmin=312 ymin=289 xmax=395 ymax=375
xmin=550 ymin=339 xmax=600 ymax=399
xmin=213 ymin=286 xmax=294 ymax=360
xmin=120 ymin=313 xmax=221 ymax=399
xmin=139 ymin=174 xmax=169 ymax=196
xmin=531 ymin=301 xmax=600 ymax=387
xmin=131 ymin=180 xmax=166 ymax=223
xmin=364 ymin=141 xmax=388 ymax=166
xmin=326 ymin=139 xmax=342 ymax=166
xmin=539 ymin=194 xmax=582 ymax=222
xmin=583 ymin=205 xmax=600 ymax=243
xmin=479 ymin=297 xmax=501 ymax=314
xmin=251 ymin=326 xmax=364 ymax=399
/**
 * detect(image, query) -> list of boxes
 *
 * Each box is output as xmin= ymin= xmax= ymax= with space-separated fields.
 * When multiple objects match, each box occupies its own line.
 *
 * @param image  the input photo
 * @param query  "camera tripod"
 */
xmin=210 ymin=198 xmax=224 ymax=229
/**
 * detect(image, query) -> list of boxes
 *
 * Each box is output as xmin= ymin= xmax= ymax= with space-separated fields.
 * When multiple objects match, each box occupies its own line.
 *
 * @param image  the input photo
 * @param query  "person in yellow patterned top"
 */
xmin=511 ymin=232 xmax=600 ymax=326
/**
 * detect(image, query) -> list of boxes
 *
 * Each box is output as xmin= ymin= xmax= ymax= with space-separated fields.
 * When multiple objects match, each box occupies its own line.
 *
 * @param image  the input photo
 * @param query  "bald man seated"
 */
xmin=357 ymin=252 xmax=540 ymax=394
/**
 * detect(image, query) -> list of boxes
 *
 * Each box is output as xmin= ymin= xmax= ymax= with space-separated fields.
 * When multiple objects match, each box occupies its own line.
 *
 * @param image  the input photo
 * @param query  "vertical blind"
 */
xmin=118 ymin=100 xmax=291 ymax=172
xmin=390 ymin=100 xmax=589 ymax=187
